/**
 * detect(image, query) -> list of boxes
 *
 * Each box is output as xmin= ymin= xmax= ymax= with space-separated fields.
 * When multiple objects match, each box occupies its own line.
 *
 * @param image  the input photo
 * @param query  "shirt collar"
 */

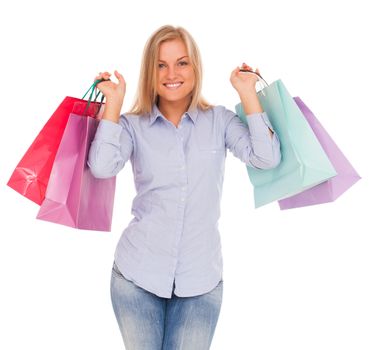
xmin=148 ymin=104 xmax=198 ymax=127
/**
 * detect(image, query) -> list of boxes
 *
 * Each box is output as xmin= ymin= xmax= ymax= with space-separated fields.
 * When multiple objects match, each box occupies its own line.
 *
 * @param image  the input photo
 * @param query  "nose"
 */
xmin=166 ymin=64 xmax=179 ymax=79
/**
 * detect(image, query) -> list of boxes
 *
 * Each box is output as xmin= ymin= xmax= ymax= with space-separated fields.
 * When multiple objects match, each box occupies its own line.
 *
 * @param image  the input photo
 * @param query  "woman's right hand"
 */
xmin=94 ymin=70 xmax=126 ymax=107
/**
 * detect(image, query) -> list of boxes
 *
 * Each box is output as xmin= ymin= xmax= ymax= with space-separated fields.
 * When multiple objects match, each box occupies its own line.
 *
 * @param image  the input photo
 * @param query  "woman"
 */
xmin=88 ymin=25 xmax=281 ymax=350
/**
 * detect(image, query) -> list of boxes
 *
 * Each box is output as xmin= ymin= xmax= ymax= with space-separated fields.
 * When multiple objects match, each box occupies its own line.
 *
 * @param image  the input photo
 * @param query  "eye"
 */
xmin=178 ymin=61 xmax=188 ymax=66
xmin=158 ymin=63 xmax=166 ymax=69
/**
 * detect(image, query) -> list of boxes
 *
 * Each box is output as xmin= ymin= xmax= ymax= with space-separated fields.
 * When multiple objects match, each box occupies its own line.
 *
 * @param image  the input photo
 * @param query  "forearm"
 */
xmin=239 ymin=90 xmax=273 ymax=138
xmin=88 ymin=117 xmax=133 ymax=178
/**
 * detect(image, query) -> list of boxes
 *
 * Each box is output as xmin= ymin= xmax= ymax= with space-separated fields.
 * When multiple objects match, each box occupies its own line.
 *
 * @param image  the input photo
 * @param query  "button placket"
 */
xmin=176 ymin=118 xmax=187 ymax=204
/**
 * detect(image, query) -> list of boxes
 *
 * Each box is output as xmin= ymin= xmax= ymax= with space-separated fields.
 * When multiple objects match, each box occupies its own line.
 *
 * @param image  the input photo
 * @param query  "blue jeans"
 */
xmin=110 ymin=261 xmax=223 ymax=350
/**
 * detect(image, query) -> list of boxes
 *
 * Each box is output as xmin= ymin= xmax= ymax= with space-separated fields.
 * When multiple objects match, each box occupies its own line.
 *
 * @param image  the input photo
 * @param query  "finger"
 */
xmin=114 ymin=70 xmax=125 ymax=84
xmin=96 ymin=72 xmax=108 ymax=81
xmin=231 ymin=66 xmax=240 ymax=78
xmin=242 ymin=62 xmax=252 ymax=70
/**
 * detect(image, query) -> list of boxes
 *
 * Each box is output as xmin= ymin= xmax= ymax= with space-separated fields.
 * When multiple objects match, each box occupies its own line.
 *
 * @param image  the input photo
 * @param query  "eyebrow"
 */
xmin=158 ymin=56 xmax=189 ymax=62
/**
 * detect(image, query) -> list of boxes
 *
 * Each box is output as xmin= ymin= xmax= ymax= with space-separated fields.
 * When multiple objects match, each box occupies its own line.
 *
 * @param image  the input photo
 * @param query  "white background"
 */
xmin=1 ymin=0 xmax=368 ymax=349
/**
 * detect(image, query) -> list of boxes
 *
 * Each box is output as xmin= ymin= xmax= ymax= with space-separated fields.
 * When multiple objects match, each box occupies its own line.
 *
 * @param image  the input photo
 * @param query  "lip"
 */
xmin=163 ymin=82 xmax=183 ymax=87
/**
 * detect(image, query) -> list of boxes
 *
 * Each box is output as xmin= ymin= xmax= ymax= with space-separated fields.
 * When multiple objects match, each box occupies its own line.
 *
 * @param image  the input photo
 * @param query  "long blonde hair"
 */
xmin=128 ymin=25 xmax=213 ymax=115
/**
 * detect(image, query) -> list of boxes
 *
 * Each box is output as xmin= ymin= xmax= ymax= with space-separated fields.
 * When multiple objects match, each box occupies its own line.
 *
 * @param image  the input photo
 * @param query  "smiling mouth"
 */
xmin=163 ymin=82 xmax=183 ymax=90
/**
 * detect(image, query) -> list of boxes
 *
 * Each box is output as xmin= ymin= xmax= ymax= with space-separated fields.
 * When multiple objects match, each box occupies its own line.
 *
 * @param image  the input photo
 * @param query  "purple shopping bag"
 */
xmin=278 ymin=97 xmax=361 ymax=210
xmin=36 ymin=110 xmax=116 ymax=231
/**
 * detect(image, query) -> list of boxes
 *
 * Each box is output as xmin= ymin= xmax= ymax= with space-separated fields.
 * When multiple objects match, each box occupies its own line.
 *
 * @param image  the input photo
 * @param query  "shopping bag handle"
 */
xmin=81 ymin=78 xmax=109 ymax=117
xmin=239 ymin=69 xmax=269 ymax=96
xmin=81 ymin=78 xmax=109 ymax=99
xmin=239 ymin=69 xmax=268 ymax=86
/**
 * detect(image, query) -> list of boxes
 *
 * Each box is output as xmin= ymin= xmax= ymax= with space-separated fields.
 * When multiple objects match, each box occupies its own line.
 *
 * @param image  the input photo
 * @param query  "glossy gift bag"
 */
xmin=36 ymin=108 xmax=116 ymax=231
xmin=235 ymin=77 xmax=337 ymax=208
xmin=278 ymin=97 xmax=361 ymax=209
xmin=7 ymin=81 xmax=105 ymax=205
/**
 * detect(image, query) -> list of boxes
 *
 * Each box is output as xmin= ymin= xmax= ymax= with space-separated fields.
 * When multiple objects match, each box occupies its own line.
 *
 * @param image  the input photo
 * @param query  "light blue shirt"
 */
xmin=87 ymin=104 xmax=281 ymax=298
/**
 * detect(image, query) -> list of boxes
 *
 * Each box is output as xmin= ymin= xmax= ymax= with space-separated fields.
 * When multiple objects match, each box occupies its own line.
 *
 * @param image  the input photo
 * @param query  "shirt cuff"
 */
xmin=246 ymin=112 xmax=275 ymax=136
xmin=94 ymin=119 xmax=123 ymax=145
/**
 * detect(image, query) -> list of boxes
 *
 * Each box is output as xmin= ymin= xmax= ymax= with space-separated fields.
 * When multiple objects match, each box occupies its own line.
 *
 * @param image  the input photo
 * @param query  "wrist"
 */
xmin=239 ymin=91 xmax=263 ymax=115
xmin=106 ymin=97 xmax=123 ymax=109
xmin=237 ymin=88 xmax=257 ymax=99
xmin=102 ymin=102 xmax=122 ymax=124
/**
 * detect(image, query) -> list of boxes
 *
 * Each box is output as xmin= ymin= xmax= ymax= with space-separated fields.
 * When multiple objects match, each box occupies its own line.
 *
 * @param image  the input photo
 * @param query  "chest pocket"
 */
xmin=195 ymin=142 xmax=225 ymax=171
xmin=199 ymin=148 xmax=224 ymax=158
xmin=196 ymin=132 xmax=225 ymax=156
xmin=195 ymin=144 xmax=225 ymax=175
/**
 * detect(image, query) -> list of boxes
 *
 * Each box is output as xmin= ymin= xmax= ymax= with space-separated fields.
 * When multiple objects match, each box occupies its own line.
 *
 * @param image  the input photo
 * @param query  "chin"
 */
xmin=163 ymin=95 xmax=187 ymax=102
xmin=158 ymin=91 xmax=193 ymax=104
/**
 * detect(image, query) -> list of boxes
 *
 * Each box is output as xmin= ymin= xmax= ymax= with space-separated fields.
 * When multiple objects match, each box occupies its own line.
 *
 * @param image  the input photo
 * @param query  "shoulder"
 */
xmin=118 ymin=112 xmax=148 ymax=130
xmin=200 ymin=105 xmax=234 ymax=118
xmin=202 ymin=105 xmax=236 ymax=126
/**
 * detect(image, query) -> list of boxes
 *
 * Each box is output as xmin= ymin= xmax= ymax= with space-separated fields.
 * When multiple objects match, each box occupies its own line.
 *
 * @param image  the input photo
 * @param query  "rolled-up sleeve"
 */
xmin=87 ymin=114 xmax=133 ymax=178
xmin=224 ymin=108 xmax=281 ymax=169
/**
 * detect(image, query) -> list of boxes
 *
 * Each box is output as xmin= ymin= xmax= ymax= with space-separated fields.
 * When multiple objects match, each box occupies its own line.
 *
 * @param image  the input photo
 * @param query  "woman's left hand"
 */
xmin=230 ymin=63 xmax=260 ymax=95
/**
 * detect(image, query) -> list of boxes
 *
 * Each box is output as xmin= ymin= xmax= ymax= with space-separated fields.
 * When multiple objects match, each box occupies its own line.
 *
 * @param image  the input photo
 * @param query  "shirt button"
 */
xmin=182 ymin=186 xmax=186 ymax=191
xmin=180 ymin=165 xmax=185 ymax=170
xmin=181 ymin=198 xmax=185 ymax=201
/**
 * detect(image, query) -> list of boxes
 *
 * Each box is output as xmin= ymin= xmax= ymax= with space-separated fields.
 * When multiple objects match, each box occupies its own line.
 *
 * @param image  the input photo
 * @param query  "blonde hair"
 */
xmin=128 ymin=25 xmax=213 ymax=115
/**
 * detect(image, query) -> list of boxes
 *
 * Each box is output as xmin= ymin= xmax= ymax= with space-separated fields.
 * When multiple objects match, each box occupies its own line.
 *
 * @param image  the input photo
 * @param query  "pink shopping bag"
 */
xmin=278 ymin=97 xmax=361 ymax=210
xmin=36 ymin=107 xmax=116 ymax=231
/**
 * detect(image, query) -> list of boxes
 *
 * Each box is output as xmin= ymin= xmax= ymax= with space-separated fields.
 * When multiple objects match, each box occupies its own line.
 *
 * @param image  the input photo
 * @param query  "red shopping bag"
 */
xmin=7 ymin=81 xmax=105 ymax=205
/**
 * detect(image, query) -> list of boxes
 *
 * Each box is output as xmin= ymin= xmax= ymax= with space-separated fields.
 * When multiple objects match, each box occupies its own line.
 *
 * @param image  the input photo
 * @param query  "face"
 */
xmin=156 ymin=39 xmax=195 ymax=107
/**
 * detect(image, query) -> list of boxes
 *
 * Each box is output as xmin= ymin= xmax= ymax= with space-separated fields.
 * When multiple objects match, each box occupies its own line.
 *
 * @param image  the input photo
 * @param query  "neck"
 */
xmin=158 ymin=98 xmax=191 ymax=121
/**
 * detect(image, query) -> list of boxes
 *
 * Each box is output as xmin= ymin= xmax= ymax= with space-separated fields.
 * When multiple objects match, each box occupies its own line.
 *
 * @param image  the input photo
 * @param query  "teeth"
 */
xmin=165 ymin=83 xmax=182 ymax=88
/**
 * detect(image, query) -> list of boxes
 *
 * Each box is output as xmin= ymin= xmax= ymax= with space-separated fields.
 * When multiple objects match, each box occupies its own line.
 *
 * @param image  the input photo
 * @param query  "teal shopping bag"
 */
xmin=235 ymin=78 xmax=337 ymax=208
